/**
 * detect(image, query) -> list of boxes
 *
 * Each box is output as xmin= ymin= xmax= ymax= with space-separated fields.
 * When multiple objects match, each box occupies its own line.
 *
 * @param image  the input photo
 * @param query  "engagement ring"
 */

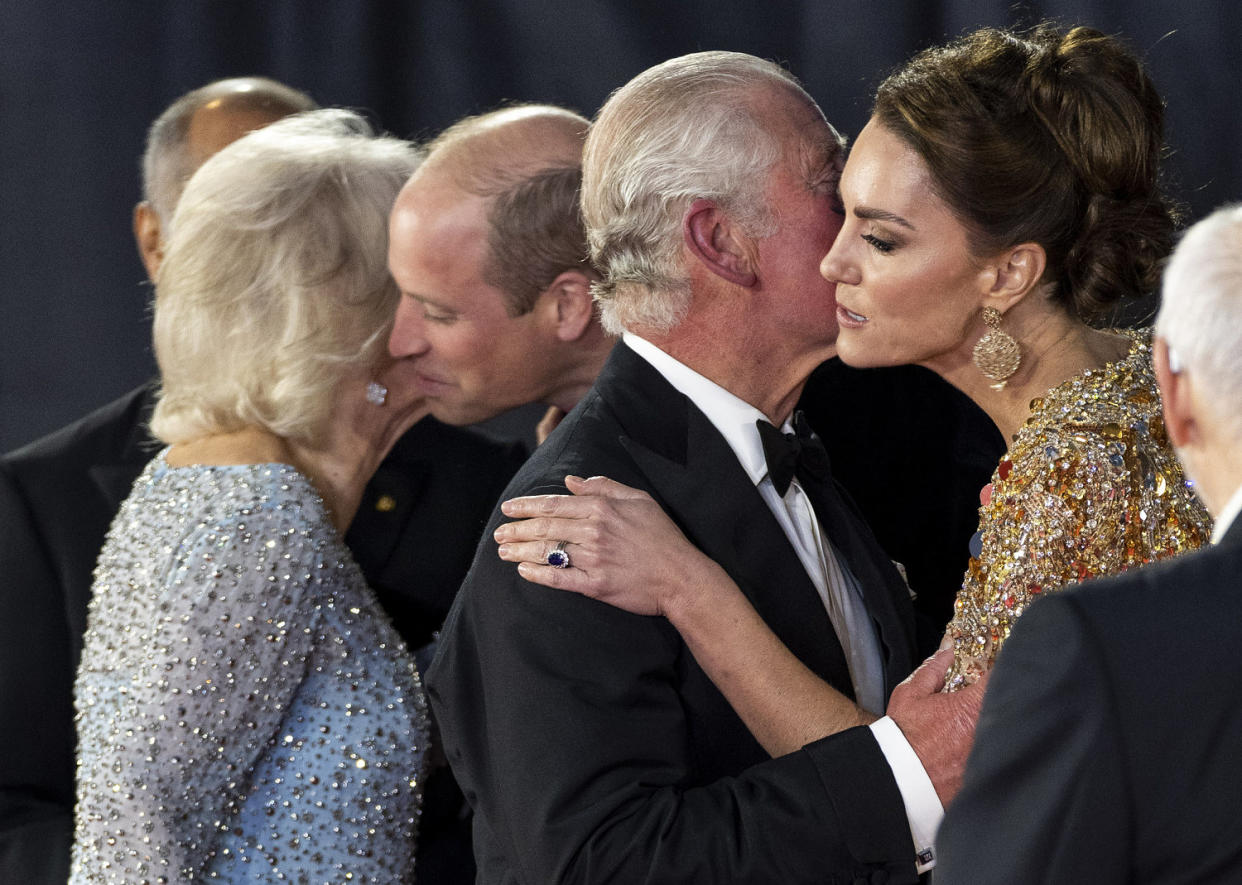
xmin=546 ymin=540 xmax=571 ymax=569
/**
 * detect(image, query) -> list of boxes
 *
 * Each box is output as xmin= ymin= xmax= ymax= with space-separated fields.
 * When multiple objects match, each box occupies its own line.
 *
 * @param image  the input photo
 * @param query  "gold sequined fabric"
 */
xmin=945 ymin=332 xmax=1212 ymax=690
xmin=71 ymin=453 xmax=428 ymax=883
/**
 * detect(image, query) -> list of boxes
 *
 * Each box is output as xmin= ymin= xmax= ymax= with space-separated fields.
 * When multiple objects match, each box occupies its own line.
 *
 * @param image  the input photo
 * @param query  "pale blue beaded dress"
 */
xmin=70 ymin=453 xmax=429 ymax=883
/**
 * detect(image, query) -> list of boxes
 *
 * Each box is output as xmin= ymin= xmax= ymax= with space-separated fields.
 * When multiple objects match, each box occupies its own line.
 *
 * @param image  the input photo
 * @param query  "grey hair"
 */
xmin=581 ymin=51 xmax=809 ymax=335
xmin=141 ymin=77 xmax=316 ymax=227
xmin=150 ymin=109 xmax=422 ymax=446
xmin=1155 ymin=203 xmax=1242 ymax=440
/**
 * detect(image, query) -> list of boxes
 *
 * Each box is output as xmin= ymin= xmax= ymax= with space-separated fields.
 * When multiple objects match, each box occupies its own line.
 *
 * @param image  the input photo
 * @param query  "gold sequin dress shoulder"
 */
xmin=70 ymin=453 xmax=429 ymax=882
xmin=945 ymin=331 xmax=1212 ymax=690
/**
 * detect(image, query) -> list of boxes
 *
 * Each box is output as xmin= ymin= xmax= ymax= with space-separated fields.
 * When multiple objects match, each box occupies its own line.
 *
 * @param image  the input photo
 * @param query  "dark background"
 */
xmin=2 ymin=0 xmax=1238 ymax=452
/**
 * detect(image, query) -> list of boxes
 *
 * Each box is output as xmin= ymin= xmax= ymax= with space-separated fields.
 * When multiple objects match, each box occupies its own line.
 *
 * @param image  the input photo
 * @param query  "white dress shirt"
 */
xmin=1210 ymin=481 xmax=1242 ymax=544
xmin=622 ymin=334 xmax=942 ymax=871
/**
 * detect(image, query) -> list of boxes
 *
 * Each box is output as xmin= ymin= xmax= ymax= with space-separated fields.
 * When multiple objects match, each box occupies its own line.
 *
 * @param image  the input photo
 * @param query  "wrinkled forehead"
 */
xmin=764 ymin=85 xmax=845 ymax=179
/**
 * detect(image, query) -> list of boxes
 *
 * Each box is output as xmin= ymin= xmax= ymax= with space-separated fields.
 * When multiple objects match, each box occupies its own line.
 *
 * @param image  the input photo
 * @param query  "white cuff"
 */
xmin=869 ymin=715 xmax=943 ymax=873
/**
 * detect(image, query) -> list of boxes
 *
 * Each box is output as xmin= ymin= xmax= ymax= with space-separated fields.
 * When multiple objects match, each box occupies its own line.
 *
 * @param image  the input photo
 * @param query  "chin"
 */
xmin=426 ymin=400 xmax=480 ymax=428
xmin=835 ymin=346 xmax=881 ymax=370
xmin=836 ymin=335 xmax=910 ymax=371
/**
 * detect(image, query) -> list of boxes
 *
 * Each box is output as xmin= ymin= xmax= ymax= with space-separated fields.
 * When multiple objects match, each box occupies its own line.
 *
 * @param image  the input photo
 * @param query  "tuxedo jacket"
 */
xmin=428 ymin=344 xmax=922 ymax=885
xmin=936 ymin=520 xmax=1242 ymax=884
xmin=0 ymin=383 xmax=526 ymax=885
xmin=799 ymin=361 xmax=1004 ymax=655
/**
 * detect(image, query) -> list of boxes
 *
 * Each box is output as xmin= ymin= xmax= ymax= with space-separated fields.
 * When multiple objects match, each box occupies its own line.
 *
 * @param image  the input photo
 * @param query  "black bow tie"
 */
xmin=756 ymin=411 xmax=831 ymax=497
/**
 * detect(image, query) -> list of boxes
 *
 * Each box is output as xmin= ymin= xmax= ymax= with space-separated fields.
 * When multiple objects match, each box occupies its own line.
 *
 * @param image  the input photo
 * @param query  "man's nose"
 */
xmin=388 ymin=299 xmax=430 ymax=358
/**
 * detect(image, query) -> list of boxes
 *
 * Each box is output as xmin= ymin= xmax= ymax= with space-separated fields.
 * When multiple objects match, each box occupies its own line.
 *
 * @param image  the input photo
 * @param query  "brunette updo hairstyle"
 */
xmin=873 ymin=24 xmax=1177 ymax=323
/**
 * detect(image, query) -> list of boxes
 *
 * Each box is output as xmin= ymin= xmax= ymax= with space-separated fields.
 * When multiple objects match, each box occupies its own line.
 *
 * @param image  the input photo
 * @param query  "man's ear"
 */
xmin=1154 ymin=336 xmax=1199 ymax=450
xmin=539 ymin=269 xmax=597 ymax=342
xmin=133 ymin=201 xmax=164 ymax=282
xmin=683 ymin=198 xmax=757 ymax=288
xmin=981 ymin=242 xmax=1046 ymax=313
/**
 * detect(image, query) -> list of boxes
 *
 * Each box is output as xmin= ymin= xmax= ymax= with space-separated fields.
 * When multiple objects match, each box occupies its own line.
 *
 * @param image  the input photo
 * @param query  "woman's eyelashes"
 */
xmin=862 ymin=232 xmax=897 ymax=253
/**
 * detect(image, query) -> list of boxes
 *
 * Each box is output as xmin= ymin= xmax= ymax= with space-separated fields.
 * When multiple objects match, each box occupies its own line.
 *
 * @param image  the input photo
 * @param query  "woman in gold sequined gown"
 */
xmin=489 ymin=24 xmax=1211 ymax=762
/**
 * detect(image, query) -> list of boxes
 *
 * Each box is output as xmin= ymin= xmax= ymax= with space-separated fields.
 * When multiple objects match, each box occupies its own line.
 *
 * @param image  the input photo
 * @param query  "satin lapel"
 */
xmin=795 ymin=465 xmax=916 ymax=695
xmin=604 ymin=353 xmax=854 ymax=698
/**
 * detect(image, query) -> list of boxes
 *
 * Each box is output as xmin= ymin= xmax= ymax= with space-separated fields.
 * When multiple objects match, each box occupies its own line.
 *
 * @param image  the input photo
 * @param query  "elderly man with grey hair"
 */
xmin=936 ymin=205 xmax=1242 ymax=883
xmin=427 ymin=51 xmax=982 ymax=884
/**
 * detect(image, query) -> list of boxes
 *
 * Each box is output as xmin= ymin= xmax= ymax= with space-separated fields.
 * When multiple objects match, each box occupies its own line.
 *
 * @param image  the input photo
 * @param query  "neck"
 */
xmin=282 ymin=440 xmax=369 ymax=534
xmin=166 ymin=405 xmax=426 ymax=536
xmin=634 ymin=317 xmax=829 ymax=425
xmin=543 ymin=329 xmax=615 ymax=413
xmin=1179 ymin=429 xmax=1242 ymax=520
xmin=167 ymin=427 xmax=364 ymax=533
xmin=931 ymin=304 xmax=1130 ymax=441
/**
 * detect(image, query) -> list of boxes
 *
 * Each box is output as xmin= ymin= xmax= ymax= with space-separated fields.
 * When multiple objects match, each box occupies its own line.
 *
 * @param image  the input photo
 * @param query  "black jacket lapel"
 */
xmin=602 ymin=346 xmax=855 ymax=697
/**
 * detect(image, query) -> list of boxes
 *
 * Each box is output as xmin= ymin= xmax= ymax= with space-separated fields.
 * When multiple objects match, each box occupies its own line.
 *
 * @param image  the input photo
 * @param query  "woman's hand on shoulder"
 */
xmin=495 ymin=475 xmax=730 ymax=619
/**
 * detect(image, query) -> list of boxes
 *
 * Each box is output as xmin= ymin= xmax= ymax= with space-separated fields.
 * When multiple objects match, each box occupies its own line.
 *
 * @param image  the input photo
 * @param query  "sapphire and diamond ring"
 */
xmin=546 ymin=540 xmax=571 ymax=569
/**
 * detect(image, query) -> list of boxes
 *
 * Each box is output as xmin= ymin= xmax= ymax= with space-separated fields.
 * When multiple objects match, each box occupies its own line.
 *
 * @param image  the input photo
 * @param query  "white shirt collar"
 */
xmin=622 ymin=333 xmax=788 ymax=487
xmin=1211 ymin=481 xmax=1242 ymax=543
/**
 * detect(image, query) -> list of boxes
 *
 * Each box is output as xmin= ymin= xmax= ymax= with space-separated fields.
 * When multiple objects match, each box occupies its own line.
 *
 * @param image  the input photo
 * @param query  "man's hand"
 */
xmin=886 ymin=648 xmax=988 ymax=806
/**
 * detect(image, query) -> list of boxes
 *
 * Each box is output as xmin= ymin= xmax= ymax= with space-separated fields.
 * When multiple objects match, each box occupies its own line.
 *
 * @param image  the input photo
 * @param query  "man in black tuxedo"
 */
xmin=936 ymin=205 xmax=1242 ymax=883
xmin=0 ymin=79 xmax=526 ymax=884
xmin=426 ymin=52 xmax=984 ymax=884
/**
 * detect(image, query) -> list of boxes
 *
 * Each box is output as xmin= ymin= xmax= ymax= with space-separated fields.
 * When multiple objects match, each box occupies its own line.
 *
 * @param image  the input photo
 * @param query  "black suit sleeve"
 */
xmin=0 ymin=462 xmax=75 ymax=885
xmin=935 ymin=595 xmax=1129 ymax=885
xmin=429 ymin=539 xmax=916 ymax=885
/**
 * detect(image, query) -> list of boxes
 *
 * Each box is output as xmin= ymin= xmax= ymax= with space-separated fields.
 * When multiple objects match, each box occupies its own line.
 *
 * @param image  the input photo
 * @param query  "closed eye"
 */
xmin=862 ymin=233 xmax=895 ymax=253
xmin=421 ymin=305 xmax=457 ymax=324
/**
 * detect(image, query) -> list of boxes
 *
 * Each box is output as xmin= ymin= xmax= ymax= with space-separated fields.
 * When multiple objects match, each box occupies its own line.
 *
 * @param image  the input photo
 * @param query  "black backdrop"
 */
xmin=2 ymin=0 xmax=1239 ymax=451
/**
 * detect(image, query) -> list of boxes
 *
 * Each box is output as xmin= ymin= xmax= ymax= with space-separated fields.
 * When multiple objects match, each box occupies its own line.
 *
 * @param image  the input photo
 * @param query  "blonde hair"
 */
xmin=150 ymin=109 xmax=421 ymax=446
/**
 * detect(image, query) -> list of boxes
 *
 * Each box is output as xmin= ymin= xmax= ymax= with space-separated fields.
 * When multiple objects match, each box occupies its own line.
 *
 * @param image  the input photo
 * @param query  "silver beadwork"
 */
xmin=71 ymin=453 xmax=428 ymax=883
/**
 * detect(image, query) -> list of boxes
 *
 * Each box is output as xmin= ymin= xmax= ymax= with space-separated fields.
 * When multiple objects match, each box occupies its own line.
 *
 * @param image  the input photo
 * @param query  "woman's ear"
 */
xmin=683 ymin=198 xmax=758 ymax=288
xmin=982 ymin=242 xmax=1047 ymax=312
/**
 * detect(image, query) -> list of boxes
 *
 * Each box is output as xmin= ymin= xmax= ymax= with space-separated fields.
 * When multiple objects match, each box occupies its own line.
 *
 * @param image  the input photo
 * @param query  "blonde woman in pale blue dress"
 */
xmin=71 ymin=110 xmax=431 ymax=884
